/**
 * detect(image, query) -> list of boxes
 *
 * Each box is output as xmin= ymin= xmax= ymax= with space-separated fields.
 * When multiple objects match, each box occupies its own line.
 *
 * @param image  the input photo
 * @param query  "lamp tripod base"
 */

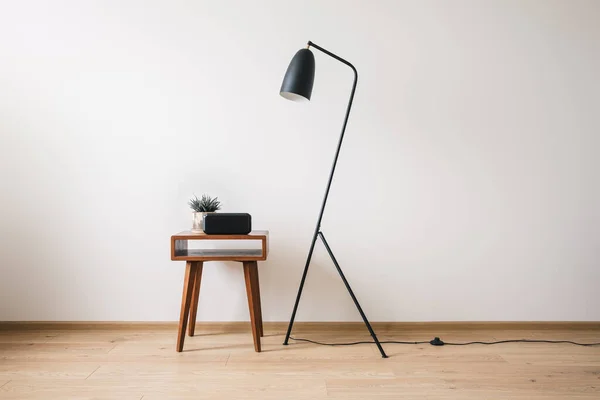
xmin=283 ymin=230 xmax=388 ymax=359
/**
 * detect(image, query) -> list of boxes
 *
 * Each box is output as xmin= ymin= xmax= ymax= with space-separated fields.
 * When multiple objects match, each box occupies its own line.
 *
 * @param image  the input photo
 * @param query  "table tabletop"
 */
xmin=171 ymin=230 xmax=269 ymax=240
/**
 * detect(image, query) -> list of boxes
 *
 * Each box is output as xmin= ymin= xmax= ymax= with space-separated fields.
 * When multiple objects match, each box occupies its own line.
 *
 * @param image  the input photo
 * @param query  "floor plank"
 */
xmin=0 ymin=326 xmax=598 ymax=399
xmin=0 ymin=362 xmax=100 ymax=380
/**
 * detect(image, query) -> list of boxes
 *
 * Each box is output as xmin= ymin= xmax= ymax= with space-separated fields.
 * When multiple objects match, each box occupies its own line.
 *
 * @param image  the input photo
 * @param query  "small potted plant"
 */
xmin=188 ymin=194 xmax=222 ymax=233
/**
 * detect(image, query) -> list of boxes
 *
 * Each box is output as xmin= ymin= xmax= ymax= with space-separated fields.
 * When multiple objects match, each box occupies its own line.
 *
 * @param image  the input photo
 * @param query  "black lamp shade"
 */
xmin=280 ymin=48 xmax=315 ymax=101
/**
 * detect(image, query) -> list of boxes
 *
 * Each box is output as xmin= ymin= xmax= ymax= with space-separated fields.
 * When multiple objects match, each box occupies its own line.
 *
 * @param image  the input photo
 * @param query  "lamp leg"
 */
xmin=283 ymin=229 xmax=320 ymax=345
xmin=318 ymin=232 xmax=388 ymax=358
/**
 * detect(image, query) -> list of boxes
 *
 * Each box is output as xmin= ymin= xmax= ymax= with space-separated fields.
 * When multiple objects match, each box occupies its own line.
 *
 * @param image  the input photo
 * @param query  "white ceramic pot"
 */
xmin=191 ymin=212 xmax=213 ymax=233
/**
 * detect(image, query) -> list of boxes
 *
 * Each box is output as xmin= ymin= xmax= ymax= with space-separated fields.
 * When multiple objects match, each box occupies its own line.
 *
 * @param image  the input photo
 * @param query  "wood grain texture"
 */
xmin=188 ymin=262 xmax=203 ymax=337
xmin=176 ymin=262 xmax=197 ymax=352
xmin=243 ymin=261 xmax=262 ymax=352
xmin=170 ymin=231 xmax=268 ymax=261
xmin=172 ymin=248 xmax=265 ymax=261
xmin=253 ymin=264 xmax=263 ymax=338
xmin=0 ymin=325 xmax=598 ymax=399
xmin=172 ymin=230 xmax=269 ymax=239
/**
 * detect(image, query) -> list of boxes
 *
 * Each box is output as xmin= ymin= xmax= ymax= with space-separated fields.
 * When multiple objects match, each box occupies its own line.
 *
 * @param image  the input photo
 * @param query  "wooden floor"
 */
xmin=0 ymin=323 xmax=599 ymax=399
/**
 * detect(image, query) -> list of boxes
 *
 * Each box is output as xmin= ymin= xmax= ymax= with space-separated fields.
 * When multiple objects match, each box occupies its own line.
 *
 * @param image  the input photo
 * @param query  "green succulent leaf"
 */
xmin=188 ymin=194 xmax=222 ymax=212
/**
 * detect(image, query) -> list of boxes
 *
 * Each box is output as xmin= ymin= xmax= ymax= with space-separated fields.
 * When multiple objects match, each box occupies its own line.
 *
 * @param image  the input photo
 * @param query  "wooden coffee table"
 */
xmin=170 ymin=230 xmax=269 ymax=352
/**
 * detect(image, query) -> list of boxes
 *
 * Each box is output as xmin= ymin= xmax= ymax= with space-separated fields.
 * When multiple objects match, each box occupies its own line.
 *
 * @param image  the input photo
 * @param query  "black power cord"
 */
xmin=290 ymin=337 xmax=428 ymax=346
xmin=289 ymin=336 xmax=600 ymax=347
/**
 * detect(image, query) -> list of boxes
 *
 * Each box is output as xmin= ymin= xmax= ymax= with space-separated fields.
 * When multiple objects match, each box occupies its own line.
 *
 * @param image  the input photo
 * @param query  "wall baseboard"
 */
xmin=1 ymin=321 xmax=599 ymax=332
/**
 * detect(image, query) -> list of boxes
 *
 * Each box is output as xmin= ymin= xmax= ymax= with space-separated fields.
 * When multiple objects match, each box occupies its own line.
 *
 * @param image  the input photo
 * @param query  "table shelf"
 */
xmin=173 ymin=248 xmax=264 ymax=261
xmin=171 ymin=230 xmax=268 ymax=261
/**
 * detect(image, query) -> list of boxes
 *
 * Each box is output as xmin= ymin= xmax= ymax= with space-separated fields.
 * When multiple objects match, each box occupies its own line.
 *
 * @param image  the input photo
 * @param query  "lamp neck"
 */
xmin=307 ymin=41 xmax=357 ymax=75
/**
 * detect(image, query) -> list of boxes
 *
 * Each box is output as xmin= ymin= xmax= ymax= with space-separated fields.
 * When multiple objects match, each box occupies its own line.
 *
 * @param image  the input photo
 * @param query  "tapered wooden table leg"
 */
xmin=188 ymin=262 xmax=203 ymax=337
xmin=252 ymin=261 xmax=263 ymax=337
xmin=177 ymin=261 xmax=197 ymax=352
xmin=243 ymin=261 xmax=261 ymax=352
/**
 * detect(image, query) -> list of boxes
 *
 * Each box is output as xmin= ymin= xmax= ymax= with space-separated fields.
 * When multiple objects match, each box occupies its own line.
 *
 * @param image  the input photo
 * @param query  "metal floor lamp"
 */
xmin=279 ymin=41 xmax=388 ymax=359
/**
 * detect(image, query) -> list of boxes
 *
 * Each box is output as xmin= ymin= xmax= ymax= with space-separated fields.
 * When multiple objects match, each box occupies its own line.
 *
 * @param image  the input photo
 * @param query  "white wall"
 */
xmin=0 ymin=0 xmax=598 ymax=322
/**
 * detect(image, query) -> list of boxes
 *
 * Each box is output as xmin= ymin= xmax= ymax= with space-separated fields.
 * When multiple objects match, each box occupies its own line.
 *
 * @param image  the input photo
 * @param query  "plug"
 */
xmin=430 ymin=337 xmax=445 ymax=346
